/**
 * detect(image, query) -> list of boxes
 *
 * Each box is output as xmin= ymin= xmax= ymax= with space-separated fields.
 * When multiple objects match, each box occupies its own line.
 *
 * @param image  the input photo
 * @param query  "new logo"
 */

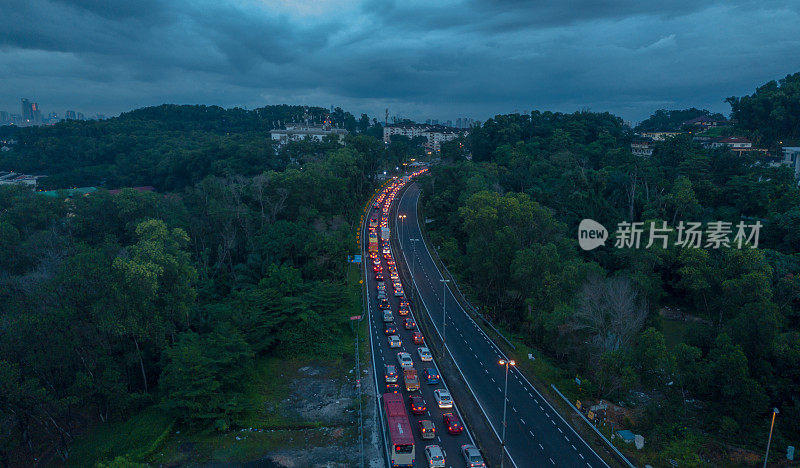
xmin=578 ymin=219 xmax=608 ymax=250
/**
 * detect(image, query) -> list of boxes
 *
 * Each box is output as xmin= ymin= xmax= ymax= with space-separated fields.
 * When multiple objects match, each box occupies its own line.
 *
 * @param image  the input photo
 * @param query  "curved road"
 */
xmin=364 ymin=179 xmax=475 ymax=468
xmin=395 ymin=183 xmax=612 ymax=468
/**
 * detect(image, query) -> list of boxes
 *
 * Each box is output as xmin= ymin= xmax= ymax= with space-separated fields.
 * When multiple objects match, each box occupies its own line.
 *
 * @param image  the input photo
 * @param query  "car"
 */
xmin=379 ymin=299 xmax=390 ymax=310
xmin=443 ymin=412 xmax=463 ymax=434
xmin=385 ymin=364 xmax=398 ymax=383
xmin=423 ymin=368 xmax=440 ymax=384
xmin=398 ymin=306 xmax=409 ymax=316
xmin=434 ymin=389 xmax=453 ymax=408
xmin=385 ymin=382 xmax=400 ymax=393
xmin=418 ymin=347 xmax=432 ymax=361
xmin=409 ymin=394 xmax=426 ymax=414
xmin=384 ymin=324 xmax=397 ymax=335
xmin=372 ymin=257 xmax=381 ymax=265
xmin=400 ymin=299 xmax=409 ymax=308
xmin=372 ymin=264 xmax=382 ymax=272
xmin=394 ymin=288 xmax=404 ymax=297
xmin=369 ymin=252 xmax=378 ymax=259
xmin=391 ymin=272 xmax=400 ymax=280
xmin=377 ymin=291 xmax=387 ymax=302
xmin=377 ymin=284 xmax=386 ymax=292
xmin=424 ymin=445 xmax=446 ymax=468
xmin=375 ymin=273 xmax=384 ymax=281
xmin=461 ymin=444 xmax=485 ymax=467
xmin=383 ymin=310 xmax=394 ymax=323
xmin=388 ymin=334 xmax=401 ymax=348
xmin=387 ymin=259 xmax=395 ymax=266
xmin=413 ymin=331 xmax=424 ymax=344
xmin=396 ymin=352 xmax=413 ymax=369
xmin=418 ymin=420 xmax=436 ymax=440
xmin=404 ymin=318 xmax=416 ymax=330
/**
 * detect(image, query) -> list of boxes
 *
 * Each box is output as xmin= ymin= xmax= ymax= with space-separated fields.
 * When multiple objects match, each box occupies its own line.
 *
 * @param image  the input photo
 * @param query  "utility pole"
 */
xmin=498 ymin=359 xmax=516 ymax=468
xmin=440 ymin=279 xmax=450 ymax=344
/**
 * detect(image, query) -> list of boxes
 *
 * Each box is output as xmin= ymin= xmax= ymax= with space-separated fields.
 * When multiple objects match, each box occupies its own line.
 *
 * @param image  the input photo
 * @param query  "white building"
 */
xmin=631 ymin=139 xmax=654 ymax=157
xmin=0 ymin=171 xmax=43 ymax=189
xmin=711 ymin=136 xmax=752 ymax=149
xmin=270 ymin=122 xmax=348 ymax=147
xmin=778 ymin=147 xmax=800 ymax=184
xmin=383 ymin=124 xmax=464 ymax=152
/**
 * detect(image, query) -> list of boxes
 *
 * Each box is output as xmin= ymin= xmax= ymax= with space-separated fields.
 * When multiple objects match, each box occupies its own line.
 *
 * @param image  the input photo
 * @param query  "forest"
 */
xmin=422 ymin=73 xmax=800 ymax=464
xmin=0 ymin=105 xmax=389 ymax=466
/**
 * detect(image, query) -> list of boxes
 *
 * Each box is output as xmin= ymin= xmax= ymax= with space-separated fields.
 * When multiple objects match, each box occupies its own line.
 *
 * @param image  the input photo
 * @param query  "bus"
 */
xmin=368 ymin=232 xmax=379 ymax=253
xmin=382 ymin=393 xmax=415 ymax=467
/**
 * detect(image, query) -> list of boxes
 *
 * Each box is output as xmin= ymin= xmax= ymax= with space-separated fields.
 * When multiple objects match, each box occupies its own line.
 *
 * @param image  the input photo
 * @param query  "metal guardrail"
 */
xmin=551 ymin=384 xmax=638 ymax=468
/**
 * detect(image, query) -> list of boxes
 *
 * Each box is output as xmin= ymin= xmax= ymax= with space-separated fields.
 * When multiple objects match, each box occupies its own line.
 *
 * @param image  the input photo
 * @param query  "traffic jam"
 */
xmin=367 ymin=170 xmax=486 ymax=468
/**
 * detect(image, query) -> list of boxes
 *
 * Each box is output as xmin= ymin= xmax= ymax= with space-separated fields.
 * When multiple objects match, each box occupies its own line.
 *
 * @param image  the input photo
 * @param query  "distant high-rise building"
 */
xmin=21 ymin=98 xmax=34 ymax=124
xmin=0 ymin=111 xmax=8 ymax=123
xmin=431 ymin=119 xmax=439 ymax=125
xmin=48 ymin=112 xmax=58 ymax=120
xmin=32 ymin=102 xmax=41 ymax=123
xmin=65 ymin=110 xmax=77 ymax=120
xmin=96 ymin=114 xmax=106 ymax=120
xmin=76 ymin=112 xmax=85 ymax=120
xmin=10 ymin=114 xmax=22 ymax=126
xmin=445 ymin=120 xmax=452 ymax=127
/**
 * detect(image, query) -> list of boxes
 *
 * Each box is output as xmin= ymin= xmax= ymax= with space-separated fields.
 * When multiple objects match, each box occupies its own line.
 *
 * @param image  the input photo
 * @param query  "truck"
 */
xmin=381 ymin=226 xmax=390 ymax=240
xmin=404 ymin=368 xmax=419 ymax=392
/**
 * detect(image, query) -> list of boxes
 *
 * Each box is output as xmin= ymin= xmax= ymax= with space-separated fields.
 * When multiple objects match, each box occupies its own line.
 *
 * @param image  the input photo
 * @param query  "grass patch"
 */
xmin=69 ymin=406 xmax=174 ymax=467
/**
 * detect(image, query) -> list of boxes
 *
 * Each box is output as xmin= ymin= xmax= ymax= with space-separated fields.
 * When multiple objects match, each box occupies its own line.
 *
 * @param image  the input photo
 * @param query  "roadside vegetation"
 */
xmin=0 ymin=105 xmax=389 ymax=465
xmin=420 ymin=73 xmax=800 ymax=465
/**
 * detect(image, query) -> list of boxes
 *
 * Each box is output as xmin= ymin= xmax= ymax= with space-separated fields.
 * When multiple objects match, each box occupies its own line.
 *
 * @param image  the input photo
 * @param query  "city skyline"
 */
xmin=1 ymin=1 xmax=799 ymax=123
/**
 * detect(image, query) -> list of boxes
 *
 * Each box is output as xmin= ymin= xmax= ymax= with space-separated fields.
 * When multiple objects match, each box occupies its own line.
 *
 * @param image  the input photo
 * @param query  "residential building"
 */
xmin=269 ymin=119 xmax=348 ymax=147
xmin=682 ymin=116 xmax=729 ymax=129
xmin=711 ymin=136 xmax=752 ymax=149
xmin=640 ymin=131 xmax=682 ymax=141
xmin=383 ymin=123 xmax=464 ymax=152
xmin=0 ymin=171 xmax=44 ymax=189
xmin=65 ymin=110 xmax=77 ymax=120
xmin=631 ymin=138 xmax=654 ymax=157
xmin=778 ymin=147 xmax=800 ymax=184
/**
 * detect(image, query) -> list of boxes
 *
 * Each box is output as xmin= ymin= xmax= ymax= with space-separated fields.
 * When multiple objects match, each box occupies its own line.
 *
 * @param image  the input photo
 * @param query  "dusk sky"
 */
xmin=1 ymin=0 xmax=799 ymax=123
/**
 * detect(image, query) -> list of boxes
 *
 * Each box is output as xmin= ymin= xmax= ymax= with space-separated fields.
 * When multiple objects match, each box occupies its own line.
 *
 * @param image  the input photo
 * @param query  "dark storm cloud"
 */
xmin=0 ymin=0 xmax=799 ymax=121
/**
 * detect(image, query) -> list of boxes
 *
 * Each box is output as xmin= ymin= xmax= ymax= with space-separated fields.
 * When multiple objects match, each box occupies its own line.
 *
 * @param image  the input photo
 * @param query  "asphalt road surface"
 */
xmin=394 ymin=183 xmax=612 ymax=468
xmin=364 ymin=183 xmax=476 ymax=468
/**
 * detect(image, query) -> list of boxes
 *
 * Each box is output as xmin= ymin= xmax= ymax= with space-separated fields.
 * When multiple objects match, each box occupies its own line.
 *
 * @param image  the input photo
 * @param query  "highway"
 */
xmin=364 ymin=178 xmax=476 ymax=467
xmin=394 ymin=183 xmax=612 ymax=468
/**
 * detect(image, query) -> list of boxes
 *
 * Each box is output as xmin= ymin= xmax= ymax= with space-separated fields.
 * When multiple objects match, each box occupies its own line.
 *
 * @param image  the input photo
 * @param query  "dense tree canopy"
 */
xmin=421 ymin=77 xmax=800 ymax=461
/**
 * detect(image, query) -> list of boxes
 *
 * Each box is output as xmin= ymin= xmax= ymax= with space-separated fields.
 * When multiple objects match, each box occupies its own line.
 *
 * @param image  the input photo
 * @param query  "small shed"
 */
xmin=616 ymin=430 xmax=636 ymax=444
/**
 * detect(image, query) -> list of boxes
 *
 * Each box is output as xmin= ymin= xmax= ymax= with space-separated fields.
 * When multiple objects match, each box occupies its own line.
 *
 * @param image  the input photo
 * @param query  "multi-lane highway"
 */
xmin=364 ymin=176 xmax=477 ymax=467
xmin=394 ymin=183 xmax=612 ymax=468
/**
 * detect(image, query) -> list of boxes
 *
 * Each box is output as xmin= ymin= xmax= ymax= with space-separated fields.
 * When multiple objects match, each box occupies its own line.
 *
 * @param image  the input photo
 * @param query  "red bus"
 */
xmin=382 ymin=393 xmax=415 ymax=466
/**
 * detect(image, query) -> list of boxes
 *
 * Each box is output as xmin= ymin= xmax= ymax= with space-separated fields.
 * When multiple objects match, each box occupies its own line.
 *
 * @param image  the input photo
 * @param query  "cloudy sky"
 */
xmin=1 ymin=0 xmax=799 ymax=123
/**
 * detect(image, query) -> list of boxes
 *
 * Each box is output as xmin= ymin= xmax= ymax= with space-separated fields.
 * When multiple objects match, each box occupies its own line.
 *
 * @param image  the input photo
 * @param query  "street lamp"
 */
xmin=398 ymin=214 xmax=407 ymax=244
xmin=440 ymin=279 xmax=450 ymax=344
xmin=498 ymin=359 xmax=516 ymax=468
xmin=763 ymin=407 xmax=779 ymax=468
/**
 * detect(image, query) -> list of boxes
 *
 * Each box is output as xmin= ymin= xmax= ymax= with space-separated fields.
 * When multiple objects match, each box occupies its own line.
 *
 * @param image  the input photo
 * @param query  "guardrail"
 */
xmin=551 ymin=384 xmax=637 ymax=468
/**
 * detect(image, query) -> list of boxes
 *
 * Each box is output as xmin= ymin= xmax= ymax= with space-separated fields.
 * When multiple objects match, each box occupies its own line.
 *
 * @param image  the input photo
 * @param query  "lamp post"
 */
xmin=398 ymin=214 xmax=407 ymax=246
xmin=498 ymin=359 xmax=516 ymax=468
xmin=440 ymin=279 xmax=450 ymax=344
xmin=763 ymin=407 xmax=779 ymax=468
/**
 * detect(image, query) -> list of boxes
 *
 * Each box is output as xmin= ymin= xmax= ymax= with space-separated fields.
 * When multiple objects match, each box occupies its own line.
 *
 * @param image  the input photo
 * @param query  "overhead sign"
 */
xmin=348 ymin=255 xmax=362 ymax=263
xmin=349 ymin=315 xmax=362 ymax=321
